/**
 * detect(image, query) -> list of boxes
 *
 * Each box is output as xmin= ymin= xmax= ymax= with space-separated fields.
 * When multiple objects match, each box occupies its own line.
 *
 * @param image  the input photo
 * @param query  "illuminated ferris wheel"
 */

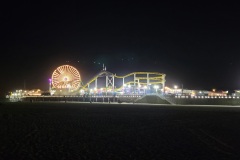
xmin=52 ymin=65 xmax=81 ymax=91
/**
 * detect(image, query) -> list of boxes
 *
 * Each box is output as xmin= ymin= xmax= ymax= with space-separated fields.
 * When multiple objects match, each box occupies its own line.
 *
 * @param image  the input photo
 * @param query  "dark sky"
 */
xmin=2 ymin=1 xmax=240 ymax=95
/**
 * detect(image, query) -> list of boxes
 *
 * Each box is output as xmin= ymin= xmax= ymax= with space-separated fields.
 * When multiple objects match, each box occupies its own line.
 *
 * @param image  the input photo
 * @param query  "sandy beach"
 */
xmin=0 ymin=102 xmax=240 ymax=159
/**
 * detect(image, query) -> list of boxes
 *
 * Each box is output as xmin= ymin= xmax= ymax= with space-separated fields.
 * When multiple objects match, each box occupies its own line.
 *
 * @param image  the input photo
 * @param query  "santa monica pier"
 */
xmin=7 ymin=65 xmax=240 ymax=105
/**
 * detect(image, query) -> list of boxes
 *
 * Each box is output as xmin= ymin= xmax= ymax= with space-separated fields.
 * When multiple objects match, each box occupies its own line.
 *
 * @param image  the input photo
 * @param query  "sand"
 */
xmin=0 ymin=102 xmax=240 ymax=160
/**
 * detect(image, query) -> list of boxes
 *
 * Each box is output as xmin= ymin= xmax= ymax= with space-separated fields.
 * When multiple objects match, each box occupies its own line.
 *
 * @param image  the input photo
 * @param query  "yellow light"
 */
xmin=52 ymin=65 xmax=81 ymax=91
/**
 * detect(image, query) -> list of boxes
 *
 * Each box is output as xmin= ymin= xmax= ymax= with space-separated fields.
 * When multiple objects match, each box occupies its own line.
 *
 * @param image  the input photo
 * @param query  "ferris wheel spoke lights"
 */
xmin=52 ymin=65 xmax=81 ymax=91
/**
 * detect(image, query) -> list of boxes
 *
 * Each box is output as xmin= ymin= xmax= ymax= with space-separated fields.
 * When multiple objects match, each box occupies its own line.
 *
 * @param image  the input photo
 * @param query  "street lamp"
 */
xmin=174 ymin=85 xmax=178 ymax=95
xmin=90 ymin=89 xmax=93 ymax=95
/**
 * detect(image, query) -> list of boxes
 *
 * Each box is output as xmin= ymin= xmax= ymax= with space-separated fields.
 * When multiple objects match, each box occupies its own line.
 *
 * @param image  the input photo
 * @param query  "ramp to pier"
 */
xmin=135 ymin=95 xmax=171 ymax=104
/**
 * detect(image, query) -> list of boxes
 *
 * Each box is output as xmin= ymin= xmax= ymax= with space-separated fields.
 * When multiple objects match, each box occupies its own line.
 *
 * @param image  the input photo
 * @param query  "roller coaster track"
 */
xmin=80 ymin=71 xmax=165 ymax=91
xmin=115 ymin=72 xmax=165 ymax=90
xmin=114 ymin=72 xmax=165 ymax=78
xmin=81 ymin=70 xmax=114 ymax=89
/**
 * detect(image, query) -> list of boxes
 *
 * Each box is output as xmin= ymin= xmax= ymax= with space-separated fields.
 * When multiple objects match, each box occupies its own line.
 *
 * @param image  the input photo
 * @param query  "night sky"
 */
xmin=2 ymin=1 xmax=240 ymax=96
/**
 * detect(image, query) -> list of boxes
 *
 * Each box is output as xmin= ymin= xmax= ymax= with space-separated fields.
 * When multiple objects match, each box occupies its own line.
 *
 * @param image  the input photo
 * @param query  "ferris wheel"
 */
xmin=52 ymin=65 xmax=81 ymax=91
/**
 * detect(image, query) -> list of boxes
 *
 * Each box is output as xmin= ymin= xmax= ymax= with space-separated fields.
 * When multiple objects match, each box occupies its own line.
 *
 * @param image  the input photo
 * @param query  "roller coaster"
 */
xmin=50 ymin=65 xmax=166 ymax=95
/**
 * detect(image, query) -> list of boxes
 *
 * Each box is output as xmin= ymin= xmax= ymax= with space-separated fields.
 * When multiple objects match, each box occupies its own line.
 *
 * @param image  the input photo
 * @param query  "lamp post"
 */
xmin=90 ymin=89 xmax=93 ymax=95
xmin=174 ymin=85 xmax=178 ymax=95
xmin=128 ymin=84 xmax=131 ymax=94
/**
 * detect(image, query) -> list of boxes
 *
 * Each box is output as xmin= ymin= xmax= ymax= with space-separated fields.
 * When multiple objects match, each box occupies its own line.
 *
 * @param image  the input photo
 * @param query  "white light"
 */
xmin=90 ymin=89 xmax=93 ymax=93
xmin=174 ymin=85 xmax=178 ymax=89
xmin=154 ymin=85 xmax=159 ymax=89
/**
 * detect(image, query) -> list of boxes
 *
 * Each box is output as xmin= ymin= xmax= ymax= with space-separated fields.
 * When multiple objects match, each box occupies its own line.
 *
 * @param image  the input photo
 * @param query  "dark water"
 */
xmin=0 ymin=102 xmax=240 ymax=160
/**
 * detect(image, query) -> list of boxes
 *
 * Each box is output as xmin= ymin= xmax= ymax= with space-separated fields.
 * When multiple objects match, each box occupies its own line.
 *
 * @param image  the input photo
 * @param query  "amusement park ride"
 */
xmin=8 ymin=65 xmax=235 ymax=104
xmin=50 ymin=65 xmax=166 ymax=96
